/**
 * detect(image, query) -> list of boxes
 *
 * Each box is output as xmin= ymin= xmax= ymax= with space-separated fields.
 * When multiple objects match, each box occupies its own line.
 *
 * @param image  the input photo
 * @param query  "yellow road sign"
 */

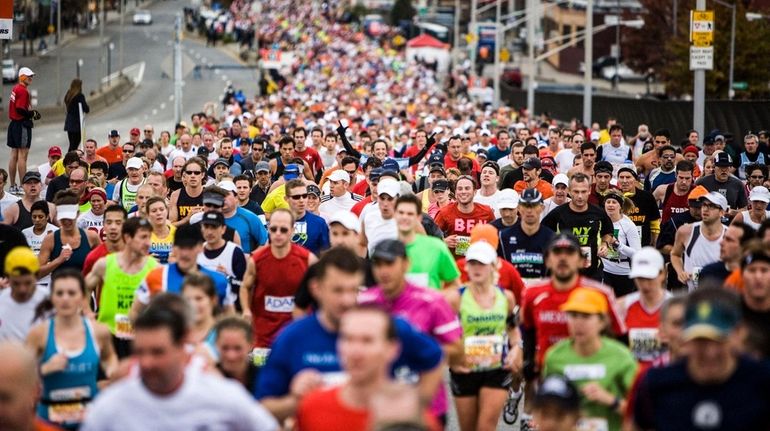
xmin=691 ymin=10 xmax=714 ymax=47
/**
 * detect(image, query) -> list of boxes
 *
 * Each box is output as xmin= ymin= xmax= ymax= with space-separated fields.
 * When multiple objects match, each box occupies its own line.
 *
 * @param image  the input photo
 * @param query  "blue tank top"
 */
xmin=52 ymin=228 xmax=92 ymax=272
xmin=37 ymin=317 xmax=100 ymax=429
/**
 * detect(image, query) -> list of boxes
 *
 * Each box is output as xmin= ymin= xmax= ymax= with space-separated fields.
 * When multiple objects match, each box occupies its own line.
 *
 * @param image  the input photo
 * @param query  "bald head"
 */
xmin=0 ymin=341 xmax=39 ymax=429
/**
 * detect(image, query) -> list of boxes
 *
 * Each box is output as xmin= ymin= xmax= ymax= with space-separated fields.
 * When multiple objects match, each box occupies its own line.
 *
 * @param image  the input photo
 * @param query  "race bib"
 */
xmin=265 ymin=295 xmax=294 ymax=313
xmin=564 ymin=364 xmax=606 ymax=381
xmin=249 ymin=348 xmax=271 ymax=367
xmin=629 ymin=328 xmax=662 ymax=362
xmin=464 ymin=335 xmax=504 ymax=371
xmin=48 ymin=402 xmax=87 ymax=424
xmin=115 ymin=314 xmax=134 ymax=340
xmin=455 ymin=236 xmax=471 ymax=256
xmin=577 ymin=417 xmax=609 ymax=431
xmin=581 ymin=246 xmax=592 ymax=262
xmin=692 ymin=266 xmax=702 ymax=284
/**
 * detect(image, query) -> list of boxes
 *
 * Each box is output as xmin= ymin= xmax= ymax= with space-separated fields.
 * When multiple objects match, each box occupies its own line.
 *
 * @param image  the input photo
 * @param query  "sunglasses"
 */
xmin=185 ymin=170 xmax=202 ymax=175
xmin=289 ymin=193 xmax=308 ymax=200
xmin=144 ymin=130 xmax=153 ymax=133
xmin=269 ymin=226 xmax=290 ymax=234
xmin=661 ymin=154 xmax=676 ymax=159
xmin=750 ymin=175 xmax=765 ymax=180
xmin=69 ymin=179 xmax=85 ymax=184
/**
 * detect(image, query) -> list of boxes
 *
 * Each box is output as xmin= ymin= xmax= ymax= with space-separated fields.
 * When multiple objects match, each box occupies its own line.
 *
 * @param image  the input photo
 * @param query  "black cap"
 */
xmin=382 ymin=159 xmax=399 ymax=173
xmin=212 ymin=158 xmax=230 ymax=169
xmin=109 ymin=130 xmax=120 ymax=137
xmin=174 ymin=223 xmax=204 ymax=247
xmin=307 ymin=184 xmax=321 ymax=197
xmin=202 ymin=192 xmax=225 ymax=207
xmin=522 ymin=157 xmax=541 ymax=170
xmin=481 ymin=161 xmax=500 ymax=175
xmin=369 ymin=167 xmax=384 ymax=182
xmin=476 ymin=148 xmax=489 ymax=158
xmin=533 ymin=375 xmax=580 ymax=412
xmin=431 ymin=179 xmax=450 ymax=192
xmin=371 ymin=239 xmax=407 ymax=262
xmin=427 ymin=152 xmax=444 ymax=166
xmin=617 ymin=165 xmax=639 ymax=179
xmin=429 ymin=163 xmax=446 ymax=175
xmin=197 ymin=146 xmax=210 ymax=157
xmin=714 ymin=152 xmax=732 ymax=167
xmin=22 ymin=171 xmax=42 ymax=184
xmin=594 ymin=160 xmax=614 ymax=175
xmin=519 ymin=188 xmax=543 ymax=204
xmin=547 ymin=233 xmax=581 ymax=252
xmin=200 ymin=211 xmax=224 ymax=227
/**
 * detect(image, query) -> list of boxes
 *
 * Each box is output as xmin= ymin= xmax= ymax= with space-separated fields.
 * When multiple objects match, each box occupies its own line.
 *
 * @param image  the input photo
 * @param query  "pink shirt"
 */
xmin=359 ymin=282 xmax=462 ymax=416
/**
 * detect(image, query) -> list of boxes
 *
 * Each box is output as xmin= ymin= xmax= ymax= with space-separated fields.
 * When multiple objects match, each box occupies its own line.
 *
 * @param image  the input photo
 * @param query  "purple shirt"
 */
xmin=359 ymin=282 xmax=462 ymax=415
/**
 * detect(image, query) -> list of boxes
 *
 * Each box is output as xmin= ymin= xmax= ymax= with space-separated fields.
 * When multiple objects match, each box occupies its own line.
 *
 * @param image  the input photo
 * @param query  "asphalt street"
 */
xmin=1 ymin=0 xmax=258 ymax=170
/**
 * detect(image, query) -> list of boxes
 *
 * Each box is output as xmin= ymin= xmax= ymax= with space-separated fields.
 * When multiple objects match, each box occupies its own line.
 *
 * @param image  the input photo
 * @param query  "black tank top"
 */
xmin=176 ymin=187 xmax=203 ymax=220
xmin=271 ymin=157 xmax=285 ymax=182
xmin=12 ymin=200 xmax=33 ymax=231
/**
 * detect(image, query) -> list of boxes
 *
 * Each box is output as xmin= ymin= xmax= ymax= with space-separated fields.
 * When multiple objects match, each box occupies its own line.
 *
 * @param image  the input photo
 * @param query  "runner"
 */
xmin=76 ymin=188 xmax=107 ymax=240
xmin=82 ymin=205 xmax=126 ymax=275
xmin=217 ymin=180 xmax=267 ymax=253
xmin=653 ymin=161 xmax=695 ymax=224
xmin=214 ymin=316 xmax=260 ymax=393
xmin=22 ymin=201 xmax=58 ymax=291
xmin=435 ymin=175 xmax=495 ymax=259
xmin=444 ymin=241 xmax=520 ymax=431
xmin=473 ymin=162 xmax=504 ymax=217
xmin=531 ymin=375 xmax=581 ymax=431
xmin=180 ymin=272 xmax=220 ymax=359
xmin=361 ymin=178 xmax=400 ymax=254
xmin=732 ymin=185 xmax=770 ymax=230
xmin=38 ymin=191 xmax=100 ymax=278
xmin=197 ymin=211 xmax=247 ymax=312
xmin=500 ymin=188 xmax=555 ymax=284
xmin=395 ymin=194 xmax=460 ymax=290
xmin=81 ymin=294 xmax=278 ymax=430
xmin=695 ymin=152 xmax=747 ymax=217
xmin=543 ymin=287 xmax=638 ymax=431
xmin=2 ymin=171 xmax=54 ymax=231
xmin=243 ymin=208 xmax=317 ymax=347
xmin=699 ymin=222 xmax=753 ymax=286
xmin=587 ymin=161 xmax=615 ymax=206
xmin=514 ymin=158 xmax=554 ymax=199
xmin=169 ymin=158 xmax=206 ymax=225
xmin=542 ymin=174 xmax=570 ymax=219
xmin=616 ymin=165 xmax=660 ymax=247
xmin=0 ymin=247 xmax=49 ymax=341
xmin=85 ymin=218 xmax=158 ymax=358
xmin=112 ymin=158 xmax=146 ymax=212
xmin=283 ymin=179 xmax=329 ymax=255
xmin=26 ymin=269 xmax=118 ymax=430
xmin=600 ymin=191 xmax=642 ymax=297
xmin=319 ymin=169 xmax=362 ymax=221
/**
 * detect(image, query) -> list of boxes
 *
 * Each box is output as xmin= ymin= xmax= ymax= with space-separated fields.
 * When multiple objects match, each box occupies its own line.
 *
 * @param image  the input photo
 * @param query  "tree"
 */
xmin=390 ymin=0 xmax=416 ymax=26
xmin=625 ymin=0 xmax=770 ymax=99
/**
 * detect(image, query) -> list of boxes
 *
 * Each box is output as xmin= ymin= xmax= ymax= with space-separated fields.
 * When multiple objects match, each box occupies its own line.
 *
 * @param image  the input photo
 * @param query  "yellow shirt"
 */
xmin=50 ymin=159 xmax=66 ymax=177
xmin=261 ymin=185 xmax=289 ymax=214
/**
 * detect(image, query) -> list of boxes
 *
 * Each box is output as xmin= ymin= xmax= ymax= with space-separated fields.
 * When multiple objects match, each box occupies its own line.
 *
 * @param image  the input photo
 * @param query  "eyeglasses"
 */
xmin=123 ymin=149 xmax=134 ymax=154
xmin=289 ymin=193 xmax=308 ymax=200
xmin=269 ymin=226 xmax=290 ymax=234
xmin=253 ymin=148 xmax=264 ymax=152
xmin=69 ymin=179 xmax=85 ymax=184
xmin=204 ymin=203 xmax=223 ymax=209
xmin=144 ymin=130 xmax=153 ymax=133
xmin=345 ymin=170 xmax=357 ymax=176
xmin=185 ymin=170 xmax=202 ymax=175
xmin=701 ymin=203 xmax=723 ymax=210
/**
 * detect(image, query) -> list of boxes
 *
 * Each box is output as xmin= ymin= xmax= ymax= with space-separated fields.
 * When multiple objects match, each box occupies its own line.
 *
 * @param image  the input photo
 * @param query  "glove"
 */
xmin=31 ymin=110 xmax=41 ymax=121
xmin=336 ymin=120 xmax=348 ymax=136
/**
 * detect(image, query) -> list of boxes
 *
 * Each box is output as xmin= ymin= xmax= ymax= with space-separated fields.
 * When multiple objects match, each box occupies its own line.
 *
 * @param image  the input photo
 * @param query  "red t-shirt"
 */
xmin=8 ymin=83 xmax=30 ymax=121
xmin=296 ymin=386 xmax=442 ymax=431
xmin=434 ymin=202 xmax=495 ymax=258
xmin=350 ymin=195 xmax=372 ymax=216
xmin=250 ymin=244 xmax=309 ymax=347
xmin=457 ymin=257 xmax=525 ymax=304
xmin=660 ymin=184 xmax=692 ymax=224
xmin=624 ymin=292 xmax=667 ymax=365
xmin=350 ymin=180 xmax=369 ymax=197
xmin=444 ymin=154 xmax=480 ymax=175
xmin=295 ymin=147 xmax=324 ymax=174
xmin=96 ymin=145 xmax=124 ymax=165
xmin=520 ymin=276 xmax=626 ymax=369
xmin=82 ymin=243 xmax=109 ymax=277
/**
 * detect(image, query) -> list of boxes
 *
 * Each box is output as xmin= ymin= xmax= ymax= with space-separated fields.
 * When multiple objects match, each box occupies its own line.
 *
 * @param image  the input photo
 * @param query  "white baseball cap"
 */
xmin=749 ymin=186 xmax=770 ymax=204
xmin=465 ymin=241 xmax=498 ymax=265
xmin=56 ymin=204 xmax=79 ymax=221
xmin=126 ymin=157 xmax=144 ymax=170
xmin=218 ymin=180 xmax=237 ymax=194
xmin=700 ymin=191 xmax=729 ymax=211
xmin=327 ymin=211 xmax=360 ymax=233
xmin=552 ymin=173 xmax=569 ymax=187
xmin=328 ymin=169 xmax=350 ymax=183
xmin=18 ymin=67 xmax=35 ymax=77
xmin=629 ymin=247 xmax=665 ymax=279
xmin=377 ymin=178 xmax=400 ymax=198
xmin=498 ymin=189 xmax=520 ymax=210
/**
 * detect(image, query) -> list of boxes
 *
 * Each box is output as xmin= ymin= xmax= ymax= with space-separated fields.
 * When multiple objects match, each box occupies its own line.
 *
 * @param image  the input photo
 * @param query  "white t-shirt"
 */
xmin=0 ymin=287 xmax=48 ymax=342
xmin=166 ymin=147 xmax=199 ymax=169
xmin=77 ymin=211 xmax=104 ymax=239
xmin=474 ymin=189 xmax=504 ymax=218
xmin=0 ymin=192 xmax=20 ymax=221
xmin=554 ymin=149 xmax=577 ymax=173
xmin=363 ymin=209 xmax=398 ymax=255
xmin=81 ymin=367 xmax=278 ymax=431
xmin=319 ymin=193 xmax=362 ymax=222
xmin=23 ymin=223 xmax=58 ymax=291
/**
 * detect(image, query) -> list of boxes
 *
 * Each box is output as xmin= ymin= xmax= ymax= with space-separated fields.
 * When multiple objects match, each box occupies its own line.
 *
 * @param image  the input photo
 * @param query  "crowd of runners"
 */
xmin=2 ymin=0 xmax=770 ymax=430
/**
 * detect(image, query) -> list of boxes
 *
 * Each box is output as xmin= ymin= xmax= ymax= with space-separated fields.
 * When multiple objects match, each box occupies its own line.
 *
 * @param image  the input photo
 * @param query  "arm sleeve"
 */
xmin=406 ymin=140 xmax=435 ymax=166
xmin=336 ymin=127 xmax=362 ymax=159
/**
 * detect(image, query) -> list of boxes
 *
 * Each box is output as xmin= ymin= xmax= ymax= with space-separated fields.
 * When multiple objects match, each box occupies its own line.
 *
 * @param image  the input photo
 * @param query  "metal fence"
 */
xmin=501 ymin=86 xmax=770 ymax=142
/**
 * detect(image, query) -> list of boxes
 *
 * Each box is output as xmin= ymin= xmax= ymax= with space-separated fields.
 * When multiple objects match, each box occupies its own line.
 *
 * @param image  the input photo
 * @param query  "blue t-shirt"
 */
xmin=644 ymin=170 xmax=676 ymax=192
xmin=226 ymin=207 xmax=267 ymax=253
xmin=165 ymin=263 xmax=232 ymax=305
xmin=634 ymin=356 xmax=770 ymax=431
xmin=255 ymin=313 xmax=443 ymax=399
xmin=292 ymin=212 xmax=330 ymax=256
xmin=486 ymin=145 xmax=511 ymax=163
xmin=499 ymin=221 xmax=555 ymax=279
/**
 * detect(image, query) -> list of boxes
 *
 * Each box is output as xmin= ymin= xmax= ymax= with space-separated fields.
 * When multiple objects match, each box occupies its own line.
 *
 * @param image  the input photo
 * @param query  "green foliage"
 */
xmin=625 ymin=0 xmax=770 ymax=99
xmin=390 ymin=0 xmax=416 ymax=26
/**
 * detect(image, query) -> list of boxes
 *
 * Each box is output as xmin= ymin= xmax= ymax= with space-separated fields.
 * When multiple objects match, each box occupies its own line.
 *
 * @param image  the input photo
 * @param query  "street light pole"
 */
xmin=119 ymin=0 xmax=124 ymax=72
xmin=56 ymin=0 xmax=61 ymax=104
xmin=693 ymin=0 xmax=706 ymax=140
xmin=728 ymin=2 xmax=735 ymax=99
xmin=470 ymin=0 xmax=477 ymax=77
xmin=494 ymin=0 xmax=501 ymax=108
xmin=454 ymin=0 xmax=460 ymax=50
xmin=99 ymin=0 xmax=104 ymax=89
xmin=583 ymin=0 xmax=593 ymax=128
xmin=526 ymin=0 xmax=536 ymax=116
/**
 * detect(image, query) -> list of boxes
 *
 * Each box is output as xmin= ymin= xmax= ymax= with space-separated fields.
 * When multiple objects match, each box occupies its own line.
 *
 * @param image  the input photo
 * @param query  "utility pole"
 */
xmin=494 ymin=0 xmax=501 ymax=108
xmin=470 ymin=0 xmax=477 ymax=77
xmin=454 ymin=0 xmax=460 ymax=50
xmin=99 ymin=0 xmax=104 ymax=89
xmin=56 ymin=0 xmax=61 ymax=104
xmin=693 ymin=0 xmax=707 ymax=140
xmin=174 ymin=13 xmax=183 ymax=125
xmin=727 ymin=1 xmax=735 ymax=99
xmin=526 ymin=0 xmax=536 ymax=116
xmin=582 ymin=0 xmax=593 ymax=128
xmin=119 ymin=0 xmax=124 ymax=72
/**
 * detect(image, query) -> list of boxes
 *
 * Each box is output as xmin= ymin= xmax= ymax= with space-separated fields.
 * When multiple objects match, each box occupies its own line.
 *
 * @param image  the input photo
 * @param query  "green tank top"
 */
xmin=98 ymin=253 xmax=157 ymax=338
xmin=459 ymin=286 xmax=508 ymax=371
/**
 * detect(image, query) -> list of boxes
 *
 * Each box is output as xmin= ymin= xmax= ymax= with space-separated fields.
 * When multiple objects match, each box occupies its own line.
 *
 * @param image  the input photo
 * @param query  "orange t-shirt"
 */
xmin=434 ymin=202 xmax=495 ymax=258
xmin=296 ymin=386 xmax=441 ymax=431
xmin=96 ymin=144 xmax=124 ymax=165
xmin=724 ymin=268 xmax=743 ymax=292
xmin=513 ymin=179 xmax=554 ymax=199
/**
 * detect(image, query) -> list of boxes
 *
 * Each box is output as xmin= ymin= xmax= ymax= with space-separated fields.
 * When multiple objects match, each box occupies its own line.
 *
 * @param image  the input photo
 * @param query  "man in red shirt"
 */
xmin=435 ymin=175 xmax=494 ymax=258
xmin=243 ymin=208 xmax=318 ymax=347
xmin=293 ymin=127 xmax=324 ymax=178
xmin=444 ymin=135 xmax=480 ymax=175
xmin=6 ymin=67 xmax=38 ymax=194
xmin=295 ymin=306 xmax=441 ymax=431
xmin=96 ymin=130 xmax=124 ymax=165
